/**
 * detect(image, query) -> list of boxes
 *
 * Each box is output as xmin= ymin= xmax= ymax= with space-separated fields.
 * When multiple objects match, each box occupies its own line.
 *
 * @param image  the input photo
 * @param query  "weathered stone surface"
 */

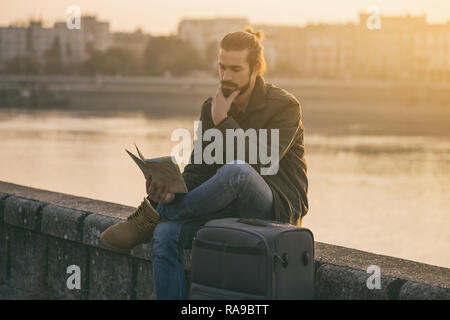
xmin=47 ymin=237 xmax=88 ymax=300
xmin=0 ymin=193 xmax=10 ymax=282
xmin=4 ymin=196 xmax=45 ymax=231
xmin=9 ymin=227 xmax=47 ymax=290
xmin=89 ymin=248 xmax=133 ymax=300
xmin=41 ymin=204 xmax=90 ymax=242
xmin=130 ymin=243 xmax=191 ymax=267
xmin=3 ymin=183 xmax=450 ymax=300
xmin=0 ymin=181 xmax=134 ymax=219
xmin=399 ymin=281 xmax=450 ymax=300
xmin=135 ymin=259 xmax=154 ymax=300
xmin=0 ymin=193 xmax=9 ymax=223
xmin=131 ymin=242 xmax=153 ymax=261
xmin=315 ymin=241 xmax=450 ymax=289
xmin=315 ymin=263 xmax=404 ymax=300
xmin=0 ymin=283 xmax=19 ymax=299
xmin=0 ymin=224 xmax=8 ymax=283
xmin=0 ymin=194 xmax=7 ymax=281
xmin=83 ymin=213 xmax=122 ymax=249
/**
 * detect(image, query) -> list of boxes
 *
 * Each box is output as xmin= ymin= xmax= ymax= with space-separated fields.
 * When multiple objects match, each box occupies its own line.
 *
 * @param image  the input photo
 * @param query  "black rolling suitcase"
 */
xmin=189 ymin=218 xmax=314 ymax=300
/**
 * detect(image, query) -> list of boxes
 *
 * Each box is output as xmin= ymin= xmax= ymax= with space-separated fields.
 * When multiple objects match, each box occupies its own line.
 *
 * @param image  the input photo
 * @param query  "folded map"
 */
xmin=125 ymin=144 xmax=188 ymax=194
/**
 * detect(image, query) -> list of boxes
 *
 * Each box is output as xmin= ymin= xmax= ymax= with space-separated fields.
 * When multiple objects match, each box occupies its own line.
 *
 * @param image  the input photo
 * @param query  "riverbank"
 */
xmin=1 ymin=75 xmax=449 ymax=137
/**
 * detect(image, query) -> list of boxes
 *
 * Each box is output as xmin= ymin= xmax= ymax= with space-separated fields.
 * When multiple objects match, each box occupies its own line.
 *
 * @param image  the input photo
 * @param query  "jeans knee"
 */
xmin=218 ymin=160 xmax=255 ymax=180
xmin=217 ymin=161 xmax=256 ymax=194
xmin=151 ymin=221 xmax=183 ymax=256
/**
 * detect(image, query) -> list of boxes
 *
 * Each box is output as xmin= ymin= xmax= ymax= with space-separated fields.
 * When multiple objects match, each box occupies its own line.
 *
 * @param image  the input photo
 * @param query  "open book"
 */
xmin=125 ymin=144 xmax=188 ymax=194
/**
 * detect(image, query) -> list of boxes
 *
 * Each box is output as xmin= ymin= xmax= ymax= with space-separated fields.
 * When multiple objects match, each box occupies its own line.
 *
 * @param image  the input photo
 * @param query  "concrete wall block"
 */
xmin=88 ymin=248 xmax=133 ymax=300
xmin=0 ymin=224 xmax=8 ymax=283
xmin=4 ymin=196 xmax=45 ymax=231
xmin=47 ymin=237 xmax=88 ymax=300
xmin=130 ymin=243 xmax=192 ymax=266
xmin=131 ymin=242 xmax=153 ymax=261
xmin=135 ymin=259 xmax=154 ymax=300
xmin=41 ymin=204 xmax=89 ymax=242
xmin=399 ymin=281 xmax=450 ymax=300
xmin=83 ymin=213 xmax=122 ymax=249
xmin=9 ymin=227 xmax=47 ymax=290
xmin=315 ymin=263 xmax=401 ymax=300
xmin=0 ymin=193 xmax=9 ymax=223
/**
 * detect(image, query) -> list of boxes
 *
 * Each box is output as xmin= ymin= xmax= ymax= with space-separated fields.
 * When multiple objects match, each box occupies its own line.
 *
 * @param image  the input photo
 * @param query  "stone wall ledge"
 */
xmin=0 ymin=181 xmax=449 ymax=300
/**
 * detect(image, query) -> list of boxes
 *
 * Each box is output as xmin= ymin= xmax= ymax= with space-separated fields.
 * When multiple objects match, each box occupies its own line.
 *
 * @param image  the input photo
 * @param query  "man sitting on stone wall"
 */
xmin=100 ymin=27 xmax=309 ymax=300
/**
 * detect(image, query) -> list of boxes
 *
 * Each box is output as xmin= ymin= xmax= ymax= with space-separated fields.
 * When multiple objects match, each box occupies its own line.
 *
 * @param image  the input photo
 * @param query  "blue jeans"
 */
xmin=151 ymin=161 xmax=275 ymax=300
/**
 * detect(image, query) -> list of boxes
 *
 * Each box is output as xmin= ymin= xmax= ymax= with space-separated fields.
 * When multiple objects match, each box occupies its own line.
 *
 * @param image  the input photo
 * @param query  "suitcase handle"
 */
xmin=194 ymin=238 xmax=266 ymax=256
xmin=236 ymin=218 xmax=272 ymax=227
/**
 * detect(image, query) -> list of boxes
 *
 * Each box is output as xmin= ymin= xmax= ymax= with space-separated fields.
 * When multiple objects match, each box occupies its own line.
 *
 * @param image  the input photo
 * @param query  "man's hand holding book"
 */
xmin=126 ymin=143 xmax=188 ymax=205
xmin=145 ymin=173 xmax=176 ymax=204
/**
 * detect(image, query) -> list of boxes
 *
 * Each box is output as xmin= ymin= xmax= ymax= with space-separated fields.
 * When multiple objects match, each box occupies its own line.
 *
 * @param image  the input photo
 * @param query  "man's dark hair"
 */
xmin=220 ymin=26 xmax=267 ymax=77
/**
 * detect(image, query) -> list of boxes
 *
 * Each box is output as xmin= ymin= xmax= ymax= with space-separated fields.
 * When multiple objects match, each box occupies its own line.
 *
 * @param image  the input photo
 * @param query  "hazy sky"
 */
xmin=1 ymin=0 xmax=449 ymax=35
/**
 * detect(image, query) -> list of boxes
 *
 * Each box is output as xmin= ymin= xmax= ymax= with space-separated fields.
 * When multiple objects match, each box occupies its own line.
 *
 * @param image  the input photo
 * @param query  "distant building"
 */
xmin=0 ymin=26 xmax=27 ymax=64
xmin=112 ymin=30 xmax=151 ymax=58
xmin=24 ymin=21 xmax=86 ymax=67
xmin=0 ymin=16 xmax=110 ymax=72
xmin=354 ymin=13 xmax=450 ymax=81
xmin=54 ymin=22 xmax=86 ymax=65
xmin=26 ymin=21 xmax=54 ymax=58
xmin=252 ymin=24 xmax=303 ymax=75
xmin=0 ymin=14 xmax=449 ymax=81
xmin=251 ymin=24 xmax=310 ymax=77
xmin=178 ymin=17 xmax=249 ymax=58
xmin=412 ymin=24 xmax=450 ymax=81
xmin=300 ymin=24 xmax=357 ymax=79
xmin=81 ymin=16 xmax=112 ymax=54
xmin=177 ymin=14 xmax=450 ymax=82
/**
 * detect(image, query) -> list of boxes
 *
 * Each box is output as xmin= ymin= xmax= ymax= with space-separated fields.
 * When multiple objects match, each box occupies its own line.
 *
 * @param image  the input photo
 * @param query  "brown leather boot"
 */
xmin=100 ymin=198 xmax=164 ymax=254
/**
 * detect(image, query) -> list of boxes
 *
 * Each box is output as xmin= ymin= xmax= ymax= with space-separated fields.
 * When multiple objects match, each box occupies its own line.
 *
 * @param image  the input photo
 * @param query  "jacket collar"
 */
xmin=231 ymin=75 xmax=267 ymax=115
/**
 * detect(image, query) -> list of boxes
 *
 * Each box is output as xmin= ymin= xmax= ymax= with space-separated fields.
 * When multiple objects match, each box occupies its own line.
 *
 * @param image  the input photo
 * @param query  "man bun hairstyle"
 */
xmin=244 ymin=27 xmax=265 ymax=41
xmin=220 ymin=26 xmax=267 ymax=77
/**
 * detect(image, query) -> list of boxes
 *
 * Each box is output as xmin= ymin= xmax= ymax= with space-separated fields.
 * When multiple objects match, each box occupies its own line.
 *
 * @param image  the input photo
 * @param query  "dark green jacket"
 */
xmin=182 ymin=75 xmax=308 ymax=225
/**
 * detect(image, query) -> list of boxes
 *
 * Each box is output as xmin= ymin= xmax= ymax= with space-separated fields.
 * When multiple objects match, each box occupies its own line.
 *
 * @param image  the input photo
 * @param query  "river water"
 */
xmin=0 ymin=109 xmax=449 ymax=268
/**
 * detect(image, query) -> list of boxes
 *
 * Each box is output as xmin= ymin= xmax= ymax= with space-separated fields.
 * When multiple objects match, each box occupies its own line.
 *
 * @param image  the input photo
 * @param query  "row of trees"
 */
xmin=3 ymin=36 xmax=219 ymax=76
xmin=3 ymin=35 xmax=302 ymax=77
xmin=82 ymin=36 xmax=214 ymax=76
xmin=5 ymin=38 xmax=77 ymax=75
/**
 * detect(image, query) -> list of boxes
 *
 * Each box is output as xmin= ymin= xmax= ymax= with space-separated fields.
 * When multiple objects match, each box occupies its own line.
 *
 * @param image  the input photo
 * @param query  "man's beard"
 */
xmin=221 ymin=74 xmax=252 ymax=98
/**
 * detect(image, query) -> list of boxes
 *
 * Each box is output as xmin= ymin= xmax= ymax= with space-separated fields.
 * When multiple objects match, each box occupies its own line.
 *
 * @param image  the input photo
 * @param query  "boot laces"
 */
xmin=127 ymin=199 xmax=158 ymax=230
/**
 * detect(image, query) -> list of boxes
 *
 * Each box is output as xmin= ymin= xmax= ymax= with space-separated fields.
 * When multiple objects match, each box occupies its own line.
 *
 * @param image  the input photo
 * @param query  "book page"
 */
xmin=126 ymin=147 xmax=188 ymax=194
xmin=143 ymin=160 xmax=188 ymax=193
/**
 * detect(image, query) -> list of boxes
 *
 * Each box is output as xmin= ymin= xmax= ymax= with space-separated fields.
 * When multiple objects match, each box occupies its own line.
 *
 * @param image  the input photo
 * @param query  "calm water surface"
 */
xmin=1 ymin=110 xmax=449 ymax=268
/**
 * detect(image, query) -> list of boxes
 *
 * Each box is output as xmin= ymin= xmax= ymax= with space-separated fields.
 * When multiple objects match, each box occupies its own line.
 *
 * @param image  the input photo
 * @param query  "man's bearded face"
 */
xmin=221 ymin=75 xmax=251 ymax=98
xmin=218 ymin=48 xmax=255 ymax=98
